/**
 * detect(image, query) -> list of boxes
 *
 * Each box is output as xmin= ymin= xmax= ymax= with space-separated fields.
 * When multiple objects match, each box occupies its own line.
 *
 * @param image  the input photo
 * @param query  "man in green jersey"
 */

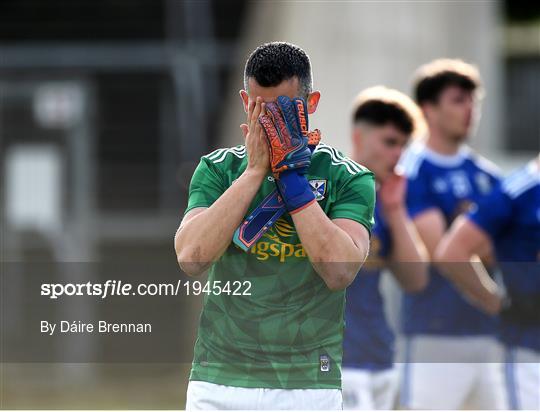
xmin=175 ymin=42 xmax=375 ymax=410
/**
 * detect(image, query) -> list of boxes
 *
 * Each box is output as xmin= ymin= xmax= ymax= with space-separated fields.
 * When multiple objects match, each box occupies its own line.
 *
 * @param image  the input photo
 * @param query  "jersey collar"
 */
xmin=422 ymin=144 xmax=470 ymax=167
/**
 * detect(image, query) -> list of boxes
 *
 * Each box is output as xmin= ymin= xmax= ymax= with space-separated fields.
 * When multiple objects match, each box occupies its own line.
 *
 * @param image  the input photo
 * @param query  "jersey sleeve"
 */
xmin=466 ymin=182 xmax=512 ymax=239
xmin=329 ymin=171 xmax=376 ymax=233
xmin=406 ymin=169 xmax=438 ymax=218
xmin=184 ymin=157 xmax=227 ymax=215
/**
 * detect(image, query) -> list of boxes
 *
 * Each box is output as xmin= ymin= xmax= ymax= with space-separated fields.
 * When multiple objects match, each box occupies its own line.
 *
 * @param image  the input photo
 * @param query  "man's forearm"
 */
xmin=385 ymin=207 xmax=428 ymax=292
xmin=437 ymin=256 xmax=501 ymax=315
xmin=175 ymin=169 xmax=266 ymax=274
xmin=413 ymin=209 xmax=446 ymax=258
xmin=434 ymin=217 xmax=502 ymax=314
xmin=291 ymin=203 xmax=368 ymax=291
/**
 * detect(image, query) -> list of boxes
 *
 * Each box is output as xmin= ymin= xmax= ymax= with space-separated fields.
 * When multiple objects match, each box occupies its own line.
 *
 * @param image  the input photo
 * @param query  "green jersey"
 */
xmin=185 ymin=142 xmax=375 ymax=389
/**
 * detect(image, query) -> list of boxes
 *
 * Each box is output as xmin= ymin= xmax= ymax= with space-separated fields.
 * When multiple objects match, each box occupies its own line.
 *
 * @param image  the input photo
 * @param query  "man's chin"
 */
xmin=452 ymin=132 xmax=469 ymax=143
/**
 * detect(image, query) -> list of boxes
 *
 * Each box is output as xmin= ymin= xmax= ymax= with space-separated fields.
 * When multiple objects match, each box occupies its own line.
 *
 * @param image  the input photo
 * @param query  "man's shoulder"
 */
xmin=312 ymin=142 xmax=371 ymax=177
xmin=202 ymin=145 xmax=247 ymax=166
xmin=466 ymin=150 xmax=502 ymax=180
xmin=501 ymin=161 xmax=539 ymax=200
xmin=399 ymin=142 xmax=500 ymax=180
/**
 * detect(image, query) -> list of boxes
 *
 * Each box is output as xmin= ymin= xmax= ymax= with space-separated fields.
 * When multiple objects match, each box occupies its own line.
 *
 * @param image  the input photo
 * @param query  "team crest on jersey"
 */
xmin=319 ymin=354 xmax=330 ymax=372
xmin=475 ymin=172 xmax=492 ymax=195
xmin=309 ymin=179 xmax=327 ymax=201
xmin=432 ymin=178 xmax=448 ymax=193
xmin=449 ymin=171 xmax=472 ymax=197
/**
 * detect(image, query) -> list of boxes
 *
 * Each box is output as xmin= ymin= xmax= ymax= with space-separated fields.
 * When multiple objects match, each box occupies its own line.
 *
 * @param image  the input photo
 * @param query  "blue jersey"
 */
xmin=467 ymin=160 xmax=540 ymax=351
xmin=400 ymin=142 xmax=501 ymax=336
xmin=343 ymin=200 xmax=394 ymax=370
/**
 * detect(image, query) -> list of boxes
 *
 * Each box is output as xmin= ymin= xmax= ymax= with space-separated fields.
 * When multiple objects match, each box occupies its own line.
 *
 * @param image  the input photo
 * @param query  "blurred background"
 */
xmin=0 ymin=0 xmax=539 ymax=408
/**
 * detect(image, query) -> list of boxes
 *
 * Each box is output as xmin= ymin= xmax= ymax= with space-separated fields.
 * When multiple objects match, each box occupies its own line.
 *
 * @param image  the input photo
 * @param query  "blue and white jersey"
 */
xmin=343 ymin=200 xmax=394 ymax=370
xmin=399 ymin=141 xmax=501 ymax=336
xmin=467 ymin=160 xmax=540 ymax=352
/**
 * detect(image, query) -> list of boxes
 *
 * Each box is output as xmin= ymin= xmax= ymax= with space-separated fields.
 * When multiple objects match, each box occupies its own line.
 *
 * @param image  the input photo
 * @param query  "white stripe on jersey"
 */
xmin=314 ymin=143 xmax=365 ymax=175
xmin=205 ymin=145 xmax=246 ymax=164
xmin=472 ymin=154 xmax=502 ymax=179
xmin=503 ymin=161 xmax=539 ymax=199
xmin=399 ymin=141 xmax=426 ymax=179
xmin=205 ymin=148 xmax=226 ymax=161
xmin=326 ymin=144 xmax=363 ymax=173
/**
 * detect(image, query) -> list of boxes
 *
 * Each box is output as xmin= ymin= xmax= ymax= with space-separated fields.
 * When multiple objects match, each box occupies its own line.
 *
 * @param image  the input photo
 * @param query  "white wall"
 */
xmin=220 ymin=1 xmax=503 ymax=159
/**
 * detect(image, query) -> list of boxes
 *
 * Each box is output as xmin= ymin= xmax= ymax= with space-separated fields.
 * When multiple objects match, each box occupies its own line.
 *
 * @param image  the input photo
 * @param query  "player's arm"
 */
xmin=256 ymin=96 xmax=373 ymax=290
xmin=175 ymin=169 xmax=265 ymax=276
xmin=403 ymin=169 xmax=447 ymax=258
xmin=434 ymin=183 xmax=512 ymax=314
xmin=291 ymin=204 xmax=370 ymax=291
xmin=404 ymin=169 xmax=492 ymax=262
xmin=291 ymin=171 xmax=375 ymax=291
xmin=175 ymin=97 xmax=269 ymax=276
xmin=386 ymin=209 xmax=428 ymax=293
xmin=379 ymin=173 xmax=428 ymax=292
xmin=434 ymin=216 xmax=501 ymax=314
xmin=386 ymin=209 xmax=428 ymax=292
xmin=411 ymin=208 xmax=446 ymax=258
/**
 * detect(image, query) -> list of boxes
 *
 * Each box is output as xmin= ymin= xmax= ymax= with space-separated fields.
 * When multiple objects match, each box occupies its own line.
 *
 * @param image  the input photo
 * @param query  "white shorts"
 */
xmin=185 ymin=380 xmax=343 ymax=410
xmin=342 ymin=367 xmax=398 ymax=410
xmin=399 ymin=335 xmax=507 ymax=409
xmin=504 ymin=345 xmax=540 ymax=410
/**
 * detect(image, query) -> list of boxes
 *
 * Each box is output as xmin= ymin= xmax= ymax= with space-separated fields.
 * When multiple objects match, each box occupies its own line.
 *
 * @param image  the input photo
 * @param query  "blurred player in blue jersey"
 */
xmin=342 ymin=86 xmax=428 ymax=410
xmin=436 ymin=155 xmax=540 ymax=410
xmin=398 ymin=59 xmax=507 ymax=409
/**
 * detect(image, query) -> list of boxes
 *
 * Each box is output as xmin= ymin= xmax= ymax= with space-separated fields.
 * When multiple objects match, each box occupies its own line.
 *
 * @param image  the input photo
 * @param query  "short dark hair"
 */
xmin=413 ymin=59 xmax=481 ymax=105
xmin=352 ymin=86 xmax=424 ymax=136
xmin=244 ymin=42 xmax=312 ymax=98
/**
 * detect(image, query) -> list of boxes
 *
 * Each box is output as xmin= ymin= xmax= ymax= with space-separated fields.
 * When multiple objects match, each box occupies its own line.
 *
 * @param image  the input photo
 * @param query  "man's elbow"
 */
xmin=323 ymin=265 xmax=359 ymax=291
xmin=175 ymin=247 xmax=208 ymax=277
xmin=178 ymin=259 xmax=207 ymax=277
xmin=324 ymin=273 xmax=353 ymax=291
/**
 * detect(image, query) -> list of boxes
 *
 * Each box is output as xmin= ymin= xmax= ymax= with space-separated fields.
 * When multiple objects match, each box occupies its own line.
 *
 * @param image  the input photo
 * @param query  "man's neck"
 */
xmin=425 ymin=128 xmax=461 ymax=155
